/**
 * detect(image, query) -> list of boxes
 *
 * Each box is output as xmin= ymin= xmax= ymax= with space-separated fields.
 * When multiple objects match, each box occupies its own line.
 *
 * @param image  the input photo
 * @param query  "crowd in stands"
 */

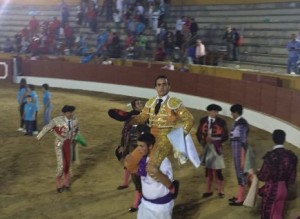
xmin=0 ymin=0 xmax=233 ymax=68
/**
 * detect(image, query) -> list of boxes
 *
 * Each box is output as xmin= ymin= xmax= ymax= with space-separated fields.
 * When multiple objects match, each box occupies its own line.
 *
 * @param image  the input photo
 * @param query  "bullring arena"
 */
xmin=1 ymin=0 xmax=300 ymax=219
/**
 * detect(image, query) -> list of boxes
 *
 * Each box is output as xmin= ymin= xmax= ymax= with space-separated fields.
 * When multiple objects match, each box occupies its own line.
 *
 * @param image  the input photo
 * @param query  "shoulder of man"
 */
xmin=236 ymin=117 xmax=248 ymax=126
xmin=200 ymin=116 xmax=208 ymax=123
xmin=167 ymin=97 xmax=183 ymax=110
xmin=145 ymin=97 xmax=156 ymax=108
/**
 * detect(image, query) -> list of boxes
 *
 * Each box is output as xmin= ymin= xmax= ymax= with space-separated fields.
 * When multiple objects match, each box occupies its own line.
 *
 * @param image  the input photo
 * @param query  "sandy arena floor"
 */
xmin=0 ymin=81 xmax=299 ymax=219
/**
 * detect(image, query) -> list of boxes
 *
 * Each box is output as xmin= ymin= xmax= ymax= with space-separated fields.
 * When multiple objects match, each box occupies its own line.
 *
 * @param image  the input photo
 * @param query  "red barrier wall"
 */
xmin=21 ymin=60 xmax=300 ymax=128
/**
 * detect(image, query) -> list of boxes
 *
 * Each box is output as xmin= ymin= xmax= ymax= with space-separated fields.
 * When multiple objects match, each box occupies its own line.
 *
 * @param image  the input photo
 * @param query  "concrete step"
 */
xmin=240 ymin=53 xmax=287 ymax=66
xmin=171 ymin=8 xmax=300 ymax=17
xmin=170 ymin=2 xmax=300 ymax=11
xmin=221 ymin=61 xmax=286 ymax=74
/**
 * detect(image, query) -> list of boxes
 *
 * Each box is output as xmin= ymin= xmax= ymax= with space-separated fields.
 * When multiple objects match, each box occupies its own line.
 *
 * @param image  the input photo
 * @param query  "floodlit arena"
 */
xmin=0 ymin=0 xmax=300 ymax=219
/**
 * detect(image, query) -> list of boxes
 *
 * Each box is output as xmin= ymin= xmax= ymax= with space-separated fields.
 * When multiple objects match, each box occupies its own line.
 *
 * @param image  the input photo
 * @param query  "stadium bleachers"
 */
xmin=167 ymin=1 xmax=300 ymax=73
xmin=0 ymin=1 xmax=299 ymax=74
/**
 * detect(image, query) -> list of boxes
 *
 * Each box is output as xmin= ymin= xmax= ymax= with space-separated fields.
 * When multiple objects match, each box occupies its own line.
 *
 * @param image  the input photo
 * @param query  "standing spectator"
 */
xmin=29 ymin=16 xmax=39 ymax=37
xmin=164 ymin=31 xmax=175 ymax=59
xmin=113 ymin=9 xmax=121 ymax=29
xmin=195 ymin=39 xmax=206 ymax=65
xmin=17 ymin=78 xmax=28 ymax=132
xmin=257 ymin=129 xmax=298 ymax=219
xmin=175 ymin=16 xmax=185 ymax=48
xmin=61 ymin=7 xmax=69 ymax=27
xmin=87 ymin=6 xmax=98 ymax=32
xmin=181 ymin=25 xmax=191 ymax=56
xmin=223 ymin=26 xmax=240 ymax=61
xmin=64 ymin=22 xmax=74 ymax=52
xmin=116 ymin=0 xmax=124 ymax=15
xmin=287 ymin=33 xmax=300 ymax=74
xmin=228 ymin=104 xmax=249 ymax=206
xmin=42 ymin=84 xmax=53 ymax=125
xmin=23 ymin=95 xmax=37 ymax=136
xmin=28 ymin=84 xmax=39 ymax=135
xmin=136 ymin=133 xmax=177 ymax=219
xmin=103 ymin=0 xmax=114 ymax=22
xmin=190 ymin=18 xmax=199 ymax=37
xmin=196 ymin=104 xmax=228 ymax=198
xmin=231 ymin=28 xmax=240 ymax=61
xmin=187 ymin=43 xmax=196 ymax=64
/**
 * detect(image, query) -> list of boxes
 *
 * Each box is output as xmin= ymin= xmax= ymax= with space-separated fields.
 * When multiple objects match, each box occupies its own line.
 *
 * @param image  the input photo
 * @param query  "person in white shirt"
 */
xmin=195 ymin=39 xmax=206 ymax=65
xmin=161 ymin=62 xmax=175 ymax=71
xmin=136 ymin=133 xmax=178 ymax=219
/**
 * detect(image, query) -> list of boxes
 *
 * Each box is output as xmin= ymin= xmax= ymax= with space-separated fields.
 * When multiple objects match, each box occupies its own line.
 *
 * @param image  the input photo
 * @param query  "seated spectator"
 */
xmin=124 ymin=33 xmax=135 ymax=49
xmin=155 ymin=44 xmax=165 ymax=61
xmin=127 ymin=17 xmax=136 ymax=34
xmin=75 ymin=35 xmax=88 ymax=56
xmin=20 ymin=39 xmax=30 ymax=54
xmin=161 ymin=61 xmax=175 ymax=71
xmin=102 ymin=56 xmax=112 ymax=65
xmin=3 ymin=38 xmax=14 ymax=53
xmin=20 ymin=26 xmax=29 ymax=41
xmin=135 ymin=20 xmax=145 ymax=36
xmin=15 ymin=33 xmax=23 ymax=53
xmin=30 ymin=34 xmax=41 ymax=56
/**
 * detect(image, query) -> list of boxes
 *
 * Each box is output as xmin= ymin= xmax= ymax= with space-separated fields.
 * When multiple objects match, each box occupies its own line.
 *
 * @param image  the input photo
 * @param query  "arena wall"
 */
xmin=11 ymin=59 xmax=300 ymax=148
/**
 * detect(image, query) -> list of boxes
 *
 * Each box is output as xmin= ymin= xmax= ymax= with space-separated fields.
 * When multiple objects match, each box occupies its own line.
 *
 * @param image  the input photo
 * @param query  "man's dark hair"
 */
xmin=155 ymin=75 xmax=169 ymax=86
xmin=230 ymin=104 xmax=243 ymax=115
xmin=138 ymin=133 xmax=156 ymax=147
xmin=131 ymin=99 xmax=139 ymax=109
xmin=19 ymin=78 xmax=27 ymax=89
xmin=272 ymin=129 xmax=286 ymax=145
xmin=42 ymin=83 xmax=49 ymax=90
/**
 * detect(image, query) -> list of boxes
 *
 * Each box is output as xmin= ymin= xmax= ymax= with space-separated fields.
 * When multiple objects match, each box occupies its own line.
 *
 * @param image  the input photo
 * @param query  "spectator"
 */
xmin=181 ymin=24 xmax=191 ymax=56
xmin=195 ymin=39 xmax=206 ymax=65
xmin=116 ymin=0 xmax=124 ymax=15
xmin=135 ymin=19 xmax=145 ymax=36
xmin=161 ymin=61 xmax=175 ymax=71
xmin=164 ymin=31 xmax=175 ymax=59
xmin=190 ymin=18 xmax=199 ymax=37
xmin=187 ymin=44 xmax=196 ymax=64
xmin=29 ymin=16 xmax=39 ymax=37
xmin=175 ymin=16 xmax=185 ymax=48
xmin=61 ymin=6 xmax=69 ymax=27
xmin=286 ymin=33 xmax=300 ymax=74
xmin=222 ymin=26 xmax=240 ymax=61
xmin=113 ymin=9 xmax=121 ymax=29
xmin=63 ymin=22 xmax=74 ymax=51
xmin=75 ymin=35 xmax=88 ymax=56
xmin=87 ymin=5 xmax=98 ymax=32
xmin=3 ymin=37 xmax=14 ymax=53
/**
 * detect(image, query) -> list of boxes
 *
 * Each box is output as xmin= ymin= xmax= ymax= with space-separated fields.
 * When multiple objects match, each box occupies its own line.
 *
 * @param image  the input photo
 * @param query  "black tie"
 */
xmin=155 ymin=99 xmax=163 ymax=115
xmin=209 ymin=118 xmax=213 ymax=129
xmin=68 ymin=120 xmax=72 ymax=131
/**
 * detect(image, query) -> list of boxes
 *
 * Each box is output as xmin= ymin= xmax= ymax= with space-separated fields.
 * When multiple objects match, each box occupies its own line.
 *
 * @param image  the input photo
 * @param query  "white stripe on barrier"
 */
xmin=0 ymin=62 xmax=8 ymax=79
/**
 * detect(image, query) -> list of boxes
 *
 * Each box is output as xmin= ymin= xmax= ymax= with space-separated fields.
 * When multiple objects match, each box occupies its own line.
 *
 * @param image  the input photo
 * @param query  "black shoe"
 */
xmin=117 ymin=185 xmax=128 ymax=190
xmin=218 ymin=193 xmax=225 ymax=198
xmin=171 ymin=180 xmax=180 ymax=199
xmin=128 ymin=207 xmax=138 ymax=212
xmin=202 ymin=192 xmax=213 ymax=198
xmin=229 ymin=200 xmax=243 ymax=206
xmin=57 ymin=188 xmax=63 ymax=193
xmin=228 ymin=197 xmax=237 ymax=202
